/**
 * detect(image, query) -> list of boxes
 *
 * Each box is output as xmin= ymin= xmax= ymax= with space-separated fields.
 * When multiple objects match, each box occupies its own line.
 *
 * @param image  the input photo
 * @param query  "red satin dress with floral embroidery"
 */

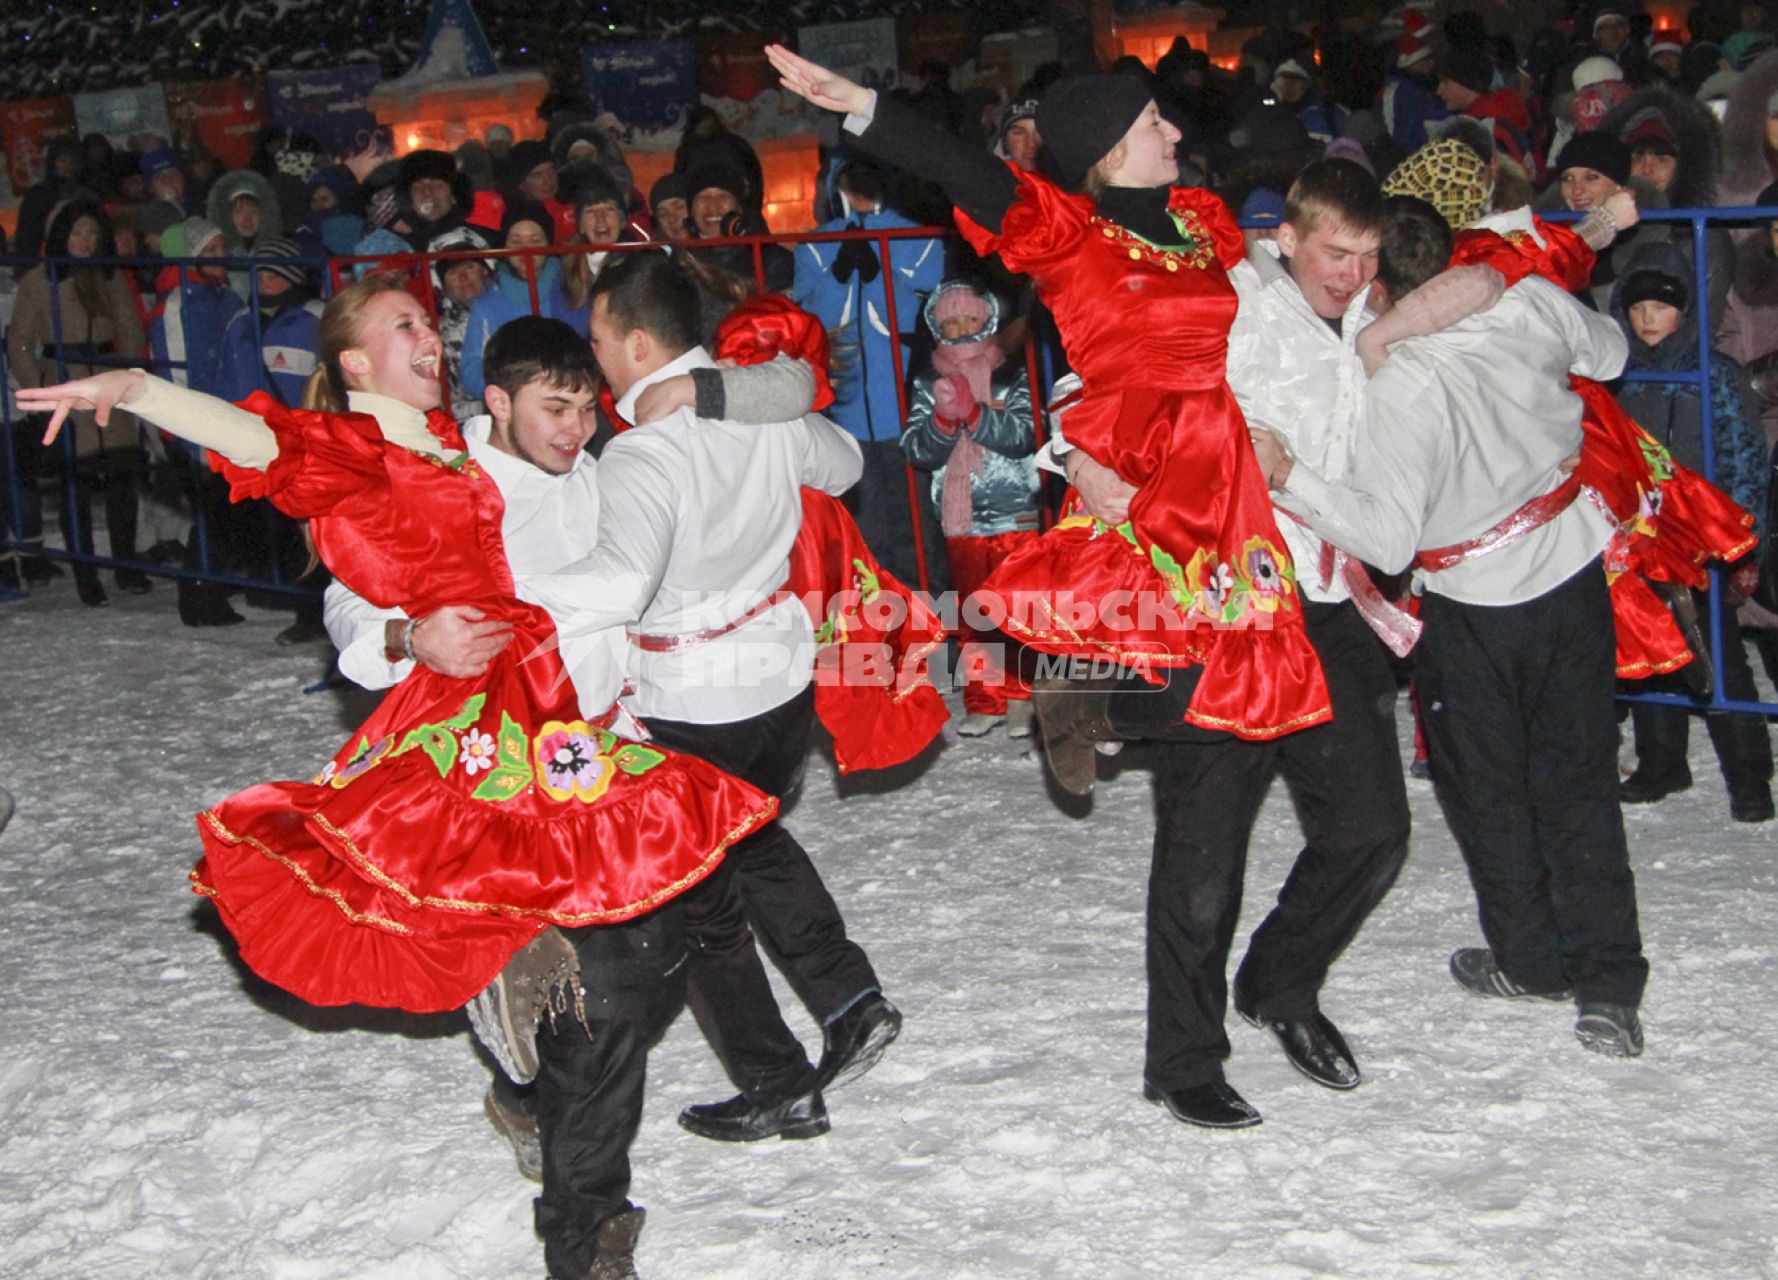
xmin=1450 ymin=221 xmax=1757 ymax=678
xmin=955 ymin=174 xmax=1330 ymax=739
xmin=191 ymin=395 xmax=777 ymax=1013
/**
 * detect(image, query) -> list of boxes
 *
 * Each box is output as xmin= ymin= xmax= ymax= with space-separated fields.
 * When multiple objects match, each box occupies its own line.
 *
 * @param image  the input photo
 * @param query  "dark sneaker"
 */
xmin=465 ymin=927 xmax=585 ymax=1086
xmin=677 ymin=1089 xmax=830 ymax=1142
xmin=1449 ymin=948 xmax=1572 ymax=1001
xmin=1575 ymin=1003 xmax=1645 ymax=1058
xmin=817 ymin=992 xmax=902 ymax=1090
xmin=482 ymin=1083 xmax=542 ymax=1183
xmin=1142 ymin=1081 xmax=1262 ymax=1129
xmin=582 ymin=1205 xmax=646 ymax=1280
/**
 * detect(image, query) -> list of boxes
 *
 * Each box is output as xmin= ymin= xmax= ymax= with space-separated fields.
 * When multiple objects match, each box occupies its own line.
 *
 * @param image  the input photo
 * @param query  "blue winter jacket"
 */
xmin=790 ymin=207 xmax=944 ymax=442
xmin=149 ymin=274 xmax=245 ymax=395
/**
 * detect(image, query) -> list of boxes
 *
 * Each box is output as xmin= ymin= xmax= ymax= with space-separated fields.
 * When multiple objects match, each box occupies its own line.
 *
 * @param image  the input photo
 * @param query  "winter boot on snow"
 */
xmin=582 ymin=1206 xmax=646 ymax=1279
xmin=466 ymin=927 xmax=586 ymax=1085
xmin=482 ymin=1081 xmax=542 ymax=1182
xmin=1031 ymin=675 xmax=1122 ymax=795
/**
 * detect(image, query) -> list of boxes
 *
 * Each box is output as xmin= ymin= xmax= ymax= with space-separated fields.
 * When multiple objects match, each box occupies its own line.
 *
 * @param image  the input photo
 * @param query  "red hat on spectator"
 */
xmin=1398 ymin=34 xmax=1435 ymax=71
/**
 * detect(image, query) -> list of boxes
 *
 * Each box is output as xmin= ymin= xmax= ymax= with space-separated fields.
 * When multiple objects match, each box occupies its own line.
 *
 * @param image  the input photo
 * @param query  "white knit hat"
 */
xmin=1572 ymin=55 xmax=1625 ymax=92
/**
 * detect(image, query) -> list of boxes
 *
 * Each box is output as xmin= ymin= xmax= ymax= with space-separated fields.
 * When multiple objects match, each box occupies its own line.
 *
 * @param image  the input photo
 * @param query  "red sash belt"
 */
xmin=1414 ymin=473 xmax=1582 ymax=573
xmin=627 ymin=588 xmax=792 ymax=654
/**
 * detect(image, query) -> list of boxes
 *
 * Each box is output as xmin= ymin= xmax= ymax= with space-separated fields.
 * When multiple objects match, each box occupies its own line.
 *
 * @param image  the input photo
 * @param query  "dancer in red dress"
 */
xmin=20 ymin=276 xmax=777 ymax=1017
xmin=769 ymin=46 xmax=1331 ymax=1130
xmin=768 ymin=48 xmax=1329 ymax=747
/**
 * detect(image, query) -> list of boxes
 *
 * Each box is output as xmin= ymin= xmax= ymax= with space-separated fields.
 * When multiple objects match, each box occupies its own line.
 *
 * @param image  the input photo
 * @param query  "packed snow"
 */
xmin=2 ymin=588 xmax=1776 ymax=1279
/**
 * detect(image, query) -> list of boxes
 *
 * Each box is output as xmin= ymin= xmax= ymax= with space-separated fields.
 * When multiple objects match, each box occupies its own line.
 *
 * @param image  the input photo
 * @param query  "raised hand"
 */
xmin=16 ymin=369 xmax=146 ymax=446
xmin=765 ymin=44 xmax=874 ymax=117
xmin=1601 ymin=187 xmax=1639 ymax=233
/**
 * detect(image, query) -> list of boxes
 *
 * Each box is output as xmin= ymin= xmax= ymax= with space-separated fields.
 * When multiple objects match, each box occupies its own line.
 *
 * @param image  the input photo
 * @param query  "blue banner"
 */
xmin=796 ymin=18 xmax=899 ymax=94
xmin=72 ymin=85 xmax=172 ymax=149
xmin=579 ymin=38 xmax=698 ymax=151
xmin=267 ymin=64 xmax=386 ymax=160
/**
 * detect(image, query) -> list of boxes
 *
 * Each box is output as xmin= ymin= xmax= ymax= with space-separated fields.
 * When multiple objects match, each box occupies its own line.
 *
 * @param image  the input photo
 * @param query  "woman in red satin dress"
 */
xmin=768 ymin=49 xmax=1329 ymax=748
xmin=19 ymin=275 xmax=777 ymax=1018
xmin=769 ymin=45 xmax=1329 ymax=1130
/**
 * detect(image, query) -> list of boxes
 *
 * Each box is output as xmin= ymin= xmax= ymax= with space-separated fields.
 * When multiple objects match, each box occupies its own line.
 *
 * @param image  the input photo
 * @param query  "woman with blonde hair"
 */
xmin=19 ymin=273 xmax=775 ymax=1026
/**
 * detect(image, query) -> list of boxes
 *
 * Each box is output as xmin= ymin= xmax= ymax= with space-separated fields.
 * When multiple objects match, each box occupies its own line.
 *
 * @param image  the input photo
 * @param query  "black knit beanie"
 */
xmin=1035 ymin=73 xmax=1153 ymax=187
xmin=1555 ymin=131 xmax=1631 ymax=186
xmin=1621 ymin=269 xmax=1687 ymax=312
xmin=1440 ymin=48 xmax=1496 ymax=96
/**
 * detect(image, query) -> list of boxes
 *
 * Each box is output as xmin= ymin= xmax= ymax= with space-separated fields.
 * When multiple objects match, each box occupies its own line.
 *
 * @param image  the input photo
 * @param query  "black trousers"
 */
xmin=1120 ymin=601 xmax=1412 ymax=1090
xmin=1417 ymin=561 xmax=1648 ymax=1007
xmin=533 ymin=905 xmax=687 ymax=1280
xmin=647 ymin=686 xmax=879 ymax=1082
xmin=1629 ymin=586 xmax=1774 ymax=793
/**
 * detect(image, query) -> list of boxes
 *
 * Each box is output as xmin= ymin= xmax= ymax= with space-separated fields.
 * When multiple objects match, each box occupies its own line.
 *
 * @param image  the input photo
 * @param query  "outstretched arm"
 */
xmin=20 ymin=368 xmax=278 ymax=468
xmin=767 ymin=43 xmax=1018 ymax=232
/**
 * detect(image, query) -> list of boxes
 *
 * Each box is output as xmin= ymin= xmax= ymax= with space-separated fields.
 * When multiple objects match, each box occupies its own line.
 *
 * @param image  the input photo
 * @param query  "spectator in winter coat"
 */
xmin=13 ymin=140 xmax=96 ymax=267
xmin=1273 ymin=58 xmax=1348 ymax=144
xmin=1714 ymin=48 xmax=1778 ymax=212
xmin=1610 ymin=243 xmax=1774 ymax=823
xmin=460 ymin=202 xmax=581 ymax=404
xmin=140 ymin=147 xmax=195 ymax=215
xmin=397 ymin=149 xmax=470 ymax=250
xmin=502 ymin=140 xmax=573 ymax=242
xmin=648 ymin=174 xmax=692 ymax=242
xmin=7 ymin=198 xmax=148 ymax=607
xmin=1380 ymin=32 xmax=1450 ymax=155
xmin=206 ymin=168 xmax=282 ymax=302
xmin=1436 ymin=47 xmax=1536 ymax=174
xmin=685 ymin=164 xmax=793 ymax=293
xmin=1596 ymin=87 xmax=1734 ymax=330
xmin=150 ymin=217 xmax=256 ymax=629
xmin=790 ymin=159 xmax=945 ymax=589
xmin=1717 ymin=180 xmax=1778 ymax=452
xmin=900 ymin=281 xmax=1039 ymax=737
xmin=427 ymin=223 xmax=496 ymax=421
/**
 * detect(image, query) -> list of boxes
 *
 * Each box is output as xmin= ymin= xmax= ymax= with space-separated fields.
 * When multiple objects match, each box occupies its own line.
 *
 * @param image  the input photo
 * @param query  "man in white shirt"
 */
xmin=521 ymin=251 xmax=901 ymax=1142
xmin=1254 ymin=195 xmax=1649 ymax=1059
xmin=1053 ymin=163 xmax=1412 ymax=1125
xmin=323 ymin=316 xmax=819 ymax=1280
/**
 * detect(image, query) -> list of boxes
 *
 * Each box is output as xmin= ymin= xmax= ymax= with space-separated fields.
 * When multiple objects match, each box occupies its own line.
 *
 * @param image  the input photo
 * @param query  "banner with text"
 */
xmin=0 ymin=96 xmax=78 ymax=193
xmin=580 ymin=37 xmax=698 ymax=152
xmin=267 ymin=64 xmax=386 ymax=160
xmin=164 ymin=78 xmax=266 ymax=172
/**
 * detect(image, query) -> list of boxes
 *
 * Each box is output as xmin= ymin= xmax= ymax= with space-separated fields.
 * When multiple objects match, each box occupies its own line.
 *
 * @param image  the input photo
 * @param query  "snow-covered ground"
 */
xmin=2 ymin=587 xmax=1776 ymax=1279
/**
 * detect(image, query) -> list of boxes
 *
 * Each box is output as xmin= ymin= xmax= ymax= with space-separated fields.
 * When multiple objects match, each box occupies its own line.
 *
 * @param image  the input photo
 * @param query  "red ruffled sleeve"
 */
xmin=954 ymin=168 xmax=1093 ymax=287
xmin=1167 ymin=187 xmax=1246 ymax=271
xmin=209 ymin=392 xmax=390 ymax=515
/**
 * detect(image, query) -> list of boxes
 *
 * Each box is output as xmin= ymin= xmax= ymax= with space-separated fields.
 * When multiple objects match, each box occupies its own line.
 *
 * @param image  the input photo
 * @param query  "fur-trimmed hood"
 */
xmin=1718 ymin=48 xmax=1778 ymax=207
xmin=1597 ymin=87 xmax=1722 ymax=211
xmin=206 ymin=168 xmax=284 ymax=248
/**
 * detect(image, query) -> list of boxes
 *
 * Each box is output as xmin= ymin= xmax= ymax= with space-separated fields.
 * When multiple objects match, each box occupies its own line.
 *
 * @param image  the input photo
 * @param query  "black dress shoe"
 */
xmin=1618 ymin=767 xmax=1691 ymax=804
xmin=1142 ymin=1081 xmax=1262 ymax=1129
xmin=678 ymin=1088 xmax=829 ymax=1142
xmin=817 ymin=992 xmax=902 ymax=1089
xmin=1239 ymin=1007 xmax=1361 ymax=1090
